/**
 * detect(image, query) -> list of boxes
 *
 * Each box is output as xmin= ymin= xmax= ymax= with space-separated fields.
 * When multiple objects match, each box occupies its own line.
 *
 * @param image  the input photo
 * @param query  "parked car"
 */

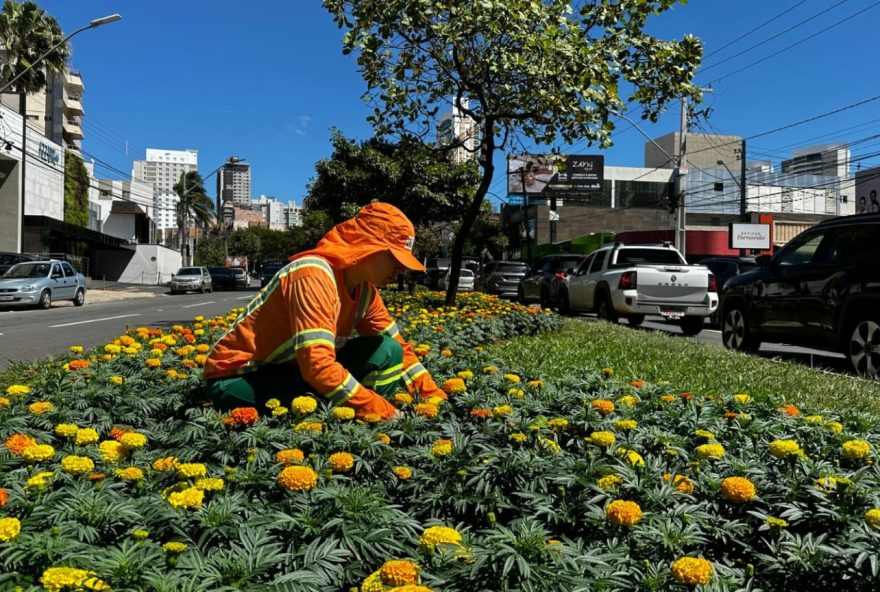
xmin=518 ymin=253 xmax=586 ymax=308
xmin=558 ymin=242 xmax=718 ymax=335
xmin=698 ymin=256 xmax=758 ymax=326
xmin=230 ymin=267 xmax=250 ymax=289
xmin=720 ymin=213 xmax=880 ymax=378
xmin=0 ymin=259 xmax=86 ymax=309
xmin=477 ymin=261 xmax=529 ymax=298
xmin=260 ymin=260 xmax=285 ymax=288
xmin=438 ymin=268 xmax=475 ymax=292
xmin=422 ymin=268 xmax=444 ymax=291
xmin=170 ymin=266 xmax=213 ymax=294
xmin=207 ymin=266 xmax=236 ymax=291
xmin=0 ymin=252 xmax=45 ymax=276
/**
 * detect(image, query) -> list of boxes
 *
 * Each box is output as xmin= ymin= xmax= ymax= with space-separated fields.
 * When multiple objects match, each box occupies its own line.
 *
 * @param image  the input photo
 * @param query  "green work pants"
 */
xmin=205 ymin=335 xmax=404 ymax=410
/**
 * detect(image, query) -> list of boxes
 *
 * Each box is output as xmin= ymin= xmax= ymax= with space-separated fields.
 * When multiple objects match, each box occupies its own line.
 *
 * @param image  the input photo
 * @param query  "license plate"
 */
xmin=0 ymin=295 xmax=14 ymax=301
xmin=660 ymin=308 xmax=685 ymax=319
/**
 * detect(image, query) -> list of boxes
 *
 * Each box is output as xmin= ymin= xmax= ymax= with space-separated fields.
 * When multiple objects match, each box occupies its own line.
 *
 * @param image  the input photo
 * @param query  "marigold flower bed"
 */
xmin=0 ymin=291 xmax=879 ymax=590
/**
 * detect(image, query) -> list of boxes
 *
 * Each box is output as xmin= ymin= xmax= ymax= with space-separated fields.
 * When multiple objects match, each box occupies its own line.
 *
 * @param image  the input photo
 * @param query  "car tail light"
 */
xmin=618 ymin=271 xmax=637 ymax=290
xmin=708 ymin=273 xmax=718 ymax=293
xmin=555 ymin=271 xmax=568 ymax=280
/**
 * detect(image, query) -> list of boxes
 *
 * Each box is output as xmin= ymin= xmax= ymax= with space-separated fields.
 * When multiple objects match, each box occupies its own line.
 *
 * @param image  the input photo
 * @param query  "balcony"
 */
xmin=63 ymin=70 xmax=84 ymax=92
xmin=63 ymin=95 xmax=83 ymax=116
xmin=62 ymin=122 xmax=83 ymax=140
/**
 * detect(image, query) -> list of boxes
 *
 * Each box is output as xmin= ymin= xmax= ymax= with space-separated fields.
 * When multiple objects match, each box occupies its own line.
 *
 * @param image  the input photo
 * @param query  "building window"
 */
xmin=714 ymin=182 xmax=724 ymax=192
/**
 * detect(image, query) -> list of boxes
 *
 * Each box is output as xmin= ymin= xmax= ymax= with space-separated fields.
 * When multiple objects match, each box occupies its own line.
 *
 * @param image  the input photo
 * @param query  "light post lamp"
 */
xmin=2 ymin=13 xmax=122 ymax=253
xmin=178 ymin=156 xmax=243 ymax=265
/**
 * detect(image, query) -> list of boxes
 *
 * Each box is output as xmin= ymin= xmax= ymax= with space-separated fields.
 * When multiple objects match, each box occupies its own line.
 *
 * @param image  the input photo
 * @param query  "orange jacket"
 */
xmin=204 ymin=203 xmax=444 ymax=418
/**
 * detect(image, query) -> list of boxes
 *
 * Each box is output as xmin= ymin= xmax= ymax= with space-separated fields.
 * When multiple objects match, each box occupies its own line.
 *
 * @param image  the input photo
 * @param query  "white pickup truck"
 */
xmin=557 ymin=242 xmax=719 ymax=335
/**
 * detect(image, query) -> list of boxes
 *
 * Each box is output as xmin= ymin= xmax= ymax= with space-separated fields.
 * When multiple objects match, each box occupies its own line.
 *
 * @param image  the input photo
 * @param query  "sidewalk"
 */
xmin=85 ymin=280 xmax=169 ymax=305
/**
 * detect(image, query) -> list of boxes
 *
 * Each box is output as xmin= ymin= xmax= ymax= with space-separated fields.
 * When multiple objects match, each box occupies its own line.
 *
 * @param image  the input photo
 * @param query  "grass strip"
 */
xmin=486 ymin=318 xmax=880 ymax=415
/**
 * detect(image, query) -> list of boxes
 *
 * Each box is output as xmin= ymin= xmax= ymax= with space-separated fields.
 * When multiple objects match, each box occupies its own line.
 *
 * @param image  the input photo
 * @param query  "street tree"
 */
xmin=173 ymin=170 xmax=214 ymax=263
xmin=305 ymin=129 xmax=480 ymax=226
xmin=324 ymin=0 xmax=702 ymax=304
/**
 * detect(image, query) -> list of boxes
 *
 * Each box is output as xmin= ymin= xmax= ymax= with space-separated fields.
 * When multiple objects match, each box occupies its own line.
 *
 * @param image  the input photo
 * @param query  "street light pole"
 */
xmin=4 ymin=13 xmax=122 ymax=253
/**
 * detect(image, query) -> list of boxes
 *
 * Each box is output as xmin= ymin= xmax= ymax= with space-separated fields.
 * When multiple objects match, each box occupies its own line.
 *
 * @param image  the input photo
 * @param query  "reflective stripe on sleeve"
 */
xmin=265 ymin=328 xmax=336 ymax=364
xmin=326 ymin=373 xmax=361 ymax=405
xmin=379 ymin=321 xmax=401 ymax=338
xmin=361 ymin=362 xmax=404 ymax=388
xmin=401 ymin=361 xmax=428 ymax=386
xmin=354 ymin=285 xmax=373 ymax=327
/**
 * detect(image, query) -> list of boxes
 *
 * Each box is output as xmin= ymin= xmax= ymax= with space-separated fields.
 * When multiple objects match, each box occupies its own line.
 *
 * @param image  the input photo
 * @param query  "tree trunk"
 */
xmin=444 ymin=120 xmax=495 ymax=306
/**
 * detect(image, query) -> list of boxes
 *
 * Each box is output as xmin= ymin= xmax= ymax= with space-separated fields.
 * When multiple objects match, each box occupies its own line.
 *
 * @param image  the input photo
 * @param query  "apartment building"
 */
xmin=132 ymin=148 xmax=198 ymax=239
xmin=217 ymin=160 xmax=251 ymax=209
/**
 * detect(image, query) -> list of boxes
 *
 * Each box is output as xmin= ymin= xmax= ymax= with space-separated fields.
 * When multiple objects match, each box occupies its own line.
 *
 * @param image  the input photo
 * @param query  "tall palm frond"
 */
xmin=0 ymin=0 xmax=68 ymax=94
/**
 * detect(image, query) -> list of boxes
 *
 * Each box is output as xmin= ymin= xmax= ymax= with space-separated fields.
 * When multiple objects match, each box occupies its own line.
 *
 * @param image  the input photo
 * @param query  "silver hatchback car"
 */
xmin=0 ymin=259 xmax=86 ymax=309
xmin=170 ymin=267 xmax=213 ymax=294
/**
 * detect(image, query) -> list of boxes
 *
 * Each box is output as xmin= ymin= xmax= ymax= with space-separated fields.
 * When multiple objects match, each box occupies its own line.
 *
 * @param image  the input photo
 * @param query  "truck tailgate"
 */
xmin=635 ymin=265 xmax=709 ymax=304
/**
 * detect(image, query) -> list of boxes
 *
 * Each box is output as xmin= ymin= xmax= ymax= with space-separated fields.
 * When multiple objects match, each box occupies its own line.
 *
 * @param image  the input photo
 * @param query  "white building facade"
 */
xmin=437 ymin=99 xmax=480 ymax=164
xmin=132 ymin=148 xmax=198 ymax=238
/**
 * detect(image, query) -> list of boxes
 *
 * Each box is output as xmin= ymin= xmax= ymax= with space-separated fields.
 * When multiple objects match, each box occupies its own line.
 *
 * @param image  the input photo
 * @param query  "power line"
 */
xmin=703 ymin=0 xmax=808 ymax=59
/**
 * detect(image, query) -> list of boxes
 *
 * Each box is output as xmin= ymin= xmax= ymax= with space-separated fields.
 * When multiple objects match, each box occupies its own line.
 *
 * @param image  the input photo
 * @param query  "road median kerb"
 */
xmin=86 ymin=289 xmax=161 ymax=304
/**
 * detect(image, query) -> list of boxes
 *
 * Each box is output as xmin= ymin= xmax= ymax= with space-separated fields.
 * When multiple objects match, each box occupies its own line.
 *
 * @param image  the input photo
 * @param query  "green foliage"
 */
xmin=174 ymin=171 xmax=214 ymax=233
xmin=305 ymin=130 xmax=481 ymax=226
xmin=0 ymin=0 xmax=68 ymax=94
xmin=63 ymin=151 xmax=90 ymax=228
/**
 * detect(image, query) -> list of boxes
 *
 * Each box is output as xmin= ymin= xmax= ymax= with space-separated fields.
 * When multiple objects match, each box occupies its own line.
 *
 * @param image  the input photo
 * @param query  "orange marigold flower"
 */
xmin=0 ymin=487 xmax=8 ymax=508
xmin=275 ymin=449 xmax=305 ymax=465
xmin=4 ymin=433 xmax=37 ymax=455
xmin=152 ymin=456 xmax=179 ymax=472
xmin=470 ymin=408 xmax=492 ymax=419
xmin=671 ymin=557 xmax=714 ymax=585
xmin=110 ymin=426 xmax=130 ymax=441
xmin=442 ymin=378 xmax=466 ymax=395
xmin=68 ymin=359 xmax=90 ymax=370
xmin=591 ymin=399 xmax=615 ymax=416
xmin=278 ymin=466 xmax=319 ymax=491
xmin=328 ymin=452 xmax=355 ymax=473
xmin=380 ymin=559 xmax=420 ymax=586
xmin=229 ymin=407 xmax=259 ymax=426
xmin=720 ymin=476 xmax=757 ymax=503
xmin=678 ymin=391 xmax=693 ymax=401
xmin=629 ymin=379 xmax=647 ymax=388
xmin=440 ymin=348 xmax=453 ymax=357
xmin=376 ymin=433 xmax=391 ymax=445
xmin=777 ymin=404 xmax=800 ymax=417
xmin=663 ymin=473 xmax=695 ymax=494
xmin=606 ymin=500 xmax=643 ymax=527
xmin=28 ymin=401 xmax=55 ymax=415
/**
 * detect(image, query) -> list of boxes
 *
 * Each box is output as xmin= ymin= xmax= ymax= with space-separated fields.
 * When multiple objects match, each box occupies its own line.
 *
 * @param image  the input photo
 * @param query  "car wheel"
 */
xmin=558 ymin=289 xmax=572 ymax=316
xmin=627 ymin=314 xmax=645 ymax=327
xmin=539 ymin=288 xmax=551 ymax=310
xmin=845 ymin=317 xmax=880 ymax=379
xmin=722 ymin=303 xmax=760 ymax=352
xmin=38 ymin=290 xmax=51 ymax=309
xmin=680 ymin=315 xmax=705 ymax=336
xmin=73 ymin=288 xmax=85 ymax=307
xmin=595 ymin=292 xmax=618 ymax=324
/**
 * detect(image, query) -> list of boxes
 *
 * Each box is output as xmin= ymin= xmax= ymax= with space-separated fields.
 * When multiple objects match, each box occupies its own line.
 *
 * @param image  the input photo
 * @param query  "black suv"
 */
xmin=260 ymin=260 xmax=285 ymax=288
xmin=720 ymin=214 xmax=880 ymax=378
xmin=699 ymin=256 xmax=758 ymax=326
xmin=517 ymin=253 xmax=586 ymax=308
xmin=207 ymin=266 xmax=236 ymax=290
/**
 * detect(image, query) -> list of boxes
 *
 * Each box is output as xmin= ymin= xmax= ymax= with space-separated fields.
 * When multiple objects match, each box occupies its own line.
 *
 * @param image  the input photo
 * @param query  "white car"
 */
xmin=438 ymin=268 xmax=475 ymax=292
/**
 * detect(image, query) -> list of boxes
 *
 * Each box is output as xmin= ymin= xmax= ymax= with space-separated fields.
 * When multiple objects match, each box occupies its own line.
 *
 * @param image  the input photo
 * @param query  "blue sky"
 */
xmin=37 ymin=1 xmax=880 ymax=209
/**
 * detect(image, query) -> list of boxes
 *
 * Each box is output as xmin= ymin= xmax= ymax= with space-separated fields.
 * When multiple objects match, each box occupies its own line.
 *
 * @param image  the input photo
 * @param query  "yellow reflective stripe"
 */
xmin=379 ymin=321 xmax=401 ymax=338
xmin=326 ymin=373 xmax=360 ymax=405
xmin=293 ymin=328 xmax=336 ymax=350
xmin=354 ymin=285 xmax=372 ymax=327
xmin=402 ymin=361 xmax=428 ymax=386
xmin=362 ymin=363 xmax=403 ymax=387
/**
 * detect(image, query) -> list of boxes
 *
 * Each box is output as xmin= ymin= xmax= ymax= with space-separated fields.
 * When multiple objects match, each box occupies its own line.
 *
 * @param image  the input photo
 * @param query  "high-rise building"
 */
xmin=781 ymin=144 xmax=850 ymax=179
xmin=132 ymin=148 xmax=198 ymax=239
xmin=284 ymin=202 xmax=303 ymax=228
xmin=217 ymin=161 xmax=251 ymax=209
xmin=437 ymin=99 xmax=480 ymax=164
xmin=644 ymin=132 xmax=742 ymax=171
xmin=255 ymin=195 xmax=285 ymax=230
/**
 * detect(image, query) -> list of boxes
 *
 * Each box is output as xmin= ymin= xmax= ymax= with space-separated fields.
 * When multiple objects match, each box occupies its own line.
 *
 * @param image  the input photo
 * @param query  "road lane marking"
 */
xmin=183 ymin=301 xmax=215 ymax=308
xmin=236 ymin=296 xmax=252 ymax=300
xmin=50 ymin=314 xmax=141 ymax=328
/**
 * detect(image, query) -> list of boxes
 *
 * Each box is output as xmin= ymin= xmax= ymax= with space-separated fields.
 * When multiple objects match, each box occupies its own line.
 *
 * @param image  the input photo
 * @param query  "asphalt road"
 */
xmin=0 ymin=287 xmax=258 ymax=371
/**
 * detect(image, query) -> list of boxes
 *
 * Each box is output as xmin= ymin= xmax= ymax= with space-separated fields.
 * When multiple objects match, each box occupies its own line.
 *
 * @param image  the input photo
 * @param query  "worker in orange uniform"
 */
xmin=203 ymin=202 xmax=446 ymax=419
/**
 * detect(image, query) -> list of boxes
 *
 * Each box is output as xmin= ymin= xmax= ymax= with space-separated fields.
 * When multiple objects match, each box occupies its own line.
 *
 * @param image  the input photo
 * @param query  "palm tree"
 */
xmin=173 ymin=170 xmax=214 ymax=264
xmin=0 ymin=1 xmax=68 ymax=106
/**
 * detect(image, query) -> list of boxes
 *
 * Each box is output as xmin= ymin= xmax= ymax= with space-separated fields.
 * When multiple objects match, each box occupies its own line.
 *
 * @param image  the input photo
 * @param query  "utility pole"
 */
xmin=739 ymin=138 xmax=748 ymax=256
xmin=675 ymin=97 xmax=688 ymax=257
xmin=519 ymin=166 xmax=532 ymax=261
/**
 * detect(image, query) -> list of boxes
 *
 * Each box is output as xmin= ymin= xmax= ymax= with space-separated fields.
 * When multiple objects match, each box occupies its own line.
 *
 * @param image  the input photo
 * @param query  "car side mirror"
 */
xmin=756 ymin=255 xmax=772 ymax=268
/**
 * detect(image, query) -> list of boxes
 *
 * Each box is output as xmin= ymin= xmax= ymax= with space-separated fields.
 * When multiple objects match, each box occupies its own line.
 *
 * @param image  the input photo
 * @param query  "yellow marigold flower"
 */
xmin=442 ymin=378 xmax=466 ymax=394
xmin=660 ymin=394 xmax=676 ymax=403
xmin=503 ymin=373 xmax=521 ymax=383
xmin=150 ymin=348 xmax=164 ymax=357
xmin=97 ymin=440 xmax=127 ymax=463
xmin=165 ymin=369 xmax=179 ymax=379
xmin=163 ymin=541 xmax=187 ymax=553
xmin=588 ymin=431 xmax=616 ymax=448
xmin=119 ymin=432 xmax=147 ymax=449
xmin=414 ymin=403 xmax=439 ymax=418
xmin=28 ymin=401 xmax=55 ymax=415
xmin=769 ymin=439 xmax=805 ymax=459
xmin=720 ymin=476 xmax=757 ymax=503
xmin=842 ymin=439 xmax=871 ymax=460
xmin=166 ymin=486 xmax=204 ymax=509
xmin=380 ymin=559 xmax=420 ymax=586
xmin=826 ymin=421 xmax=843 ymax=433
xmin=272 ymin=406 xmax=288 ymax=417
xmin=393 ymin=466 xmax=413 ymax=480
xmin=606 ymin=500 xmax=643 ymax=527
xmin=538 ymin=436 xmax=562 ymax=455
xmin=663 ymin=473 xmax=695 ymax=494
xmin=865 ymin=508 xmax=880 ymax=528
xmin=815 ymin=475 xmax=852 ymax=492
xmin=440 ymin=348 xmax=453 ymax=357
xmin=108 ymin=375 xmax=124 ymax=385
xmin=389 ymin=586 xmax=432 ymax=592
xmin=145 ymin=358 xmax=162 ymax=368
xmin=617 ymin=395 xmax=637 ymax=407
xmin=376 ymin=433 xmax=391 ymax=445
xmin=602 ymin=367 xmax=614 ymax=377
xmin=55 ymin=423 xmax=80 ymax=439
xmin=614 ymin=419 xmax=638 ymax=432
xmin=75 ymin=428 xmax=99 ymax=446
xmin=492 ymin=404 xmax=513 ymax=417
xmin=294 ymin=420 xmax=324 ymax=432
xmin=617 ymin=448 xmax=646 ymax=467
xmin=597 ymin=475 xmax=624 ymax=491
xmin=671 ymin=557 xmax=714 ymax=585
xmin=361 ymin=570 xmax=385 ymax=592
xmin=733 ymin=393 xmax=752 ymax=404
xmin=22 ymin=444 xmax=55 ymax=463
xmin=591 ymin=399 xmax=615 ymax=416
xmin=420 ymin=525 xmax=462 ymax=550
xmin=804 ymin=414 xmax=824 ymax=424
xmin=695 ymin=443 xmax=726 ymax=460
xmin=152 ymin=456 xmax=179 ymax=472
xmin=332 ymin=406 xmax=356 ymax=420
xmin=548 ymin=418 xmax=569 ymax=432
xmin=61 ymin=455 xmax=95 ymax=476
xmin=195 ymin=478 xmax=224 ymax=491
xmin=483 ymin=365 xmax=497 ymax=374
xmin=693 ymin=429 xmax=715 ymax=440
xmin=177 ymin=463 xmax=207 ymax=479
xmin=0 ymin=517 xmax=21 ymax=542
xmin=509 ymin=432 xmax=527 ymax=443
xmin=278 ymin=466 xmax=319 ymax=491
xmin=275 ymin=448 xmax=305 ymax=465
xmin=115 ymin=467 xmax=144 ymax=481
xmin=103 ymin=344 xmax=121 ymax=355
xmin=457 ymin=370 xmax=474 ymax=380
xmin=291 ymin=396 xmax=318 ymax=415
xmin=528 ymin=379 xmax=544 ymax=389
xmin=265 ymin=398 xmax=281 ymax=409
xmin=69 ymin=345 xmax=84 ymax=353
xmin=194 ymin=354 xmax=207 ymax=366
xmin=431 ymin=439 xmax=454 ymax=457
xmin=393 ymin=392 xmax=413 ymax=406
xmin=132 ymin=529 xmax=149 ymax=540
xmin=766 ymin=517 xmax=789 ymax=528
xmin=6 ymin=384 xmax=30 ymax=396
xmin=40 ymin=567 xmax=109 ymax=592
xmin=26 ymin=471 xmax=55 ymax=492
xmin=508 ymin=387 xmax=525 ymax=398
xmin=0 ymin=396 xmax=8 ymax=409
xmin=328 ymin=452 xmax=355 ymax=473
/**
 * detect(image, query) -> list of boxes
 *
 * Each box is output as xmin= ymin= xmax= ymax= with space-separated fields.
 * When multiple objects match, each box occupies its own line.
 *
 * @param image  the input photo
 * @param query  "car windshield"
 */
xmin=495 ymin=263 xmax=528 ymax=274
xmin=3 ymin=262 xmax=50 ymax=278
xmin=613 ymin=249 xmax=685 ymax=266
xmin=456 ymin=269 xmax=474 ymax=278
xmin=556 ymin=258 xmax=583 ymax=272
xmin=177 ymin=268 xmax=201 ymax=276
xmin=231 ymin=269 xmax=245 ymax=276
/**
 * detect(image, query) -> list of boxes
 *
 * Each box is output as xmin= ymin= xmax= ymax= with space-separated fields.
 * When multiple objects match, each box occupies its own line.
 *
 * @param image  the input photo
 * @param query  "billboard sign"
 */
xmin=507 ymin=154 xmax=604 ymax=195
xmin=728 ymin=223 xmax=771 ymax=250
xmin=855 ymin=166 xmax=880 ymax=214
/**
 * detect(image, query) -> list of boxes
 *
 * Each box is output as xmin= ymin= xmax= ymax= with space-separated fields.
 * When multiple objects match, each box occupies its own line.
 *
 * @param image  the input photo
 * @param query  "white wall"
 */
xmin=117 ymin=244 xmax=182 ymax=284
